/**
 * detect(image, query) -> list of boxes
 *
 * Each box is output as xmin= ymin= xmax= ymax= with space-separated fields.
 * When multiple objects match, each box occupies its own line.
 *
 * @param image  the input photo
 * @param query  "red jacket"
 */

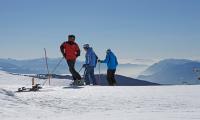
xmin=60 ymin=41 xmax=80 ymax=60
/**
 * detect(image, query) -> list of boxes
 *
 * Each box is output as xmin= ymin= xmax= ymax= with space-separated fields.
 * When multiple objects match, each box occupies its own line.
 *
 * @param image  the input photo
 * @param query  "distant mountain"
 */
xmin=0 ymin=58 xmax=148 ymax=77
xmin=138 ymin=59 xmax=200 ymax=85
xmin=140 ymin=59 xmax=192 ymax=76
xmin=0 ymin=58 xmax=68 ymax=74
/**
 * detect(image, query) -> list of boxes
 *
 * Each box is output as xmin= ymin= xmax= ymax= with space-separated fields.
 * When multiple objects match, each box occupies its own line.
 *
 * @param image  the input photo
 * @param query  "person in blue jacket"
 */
xmin=98 ymin=49 xmax=118 ymax=86
xmin=82 ymin=44 xmax=98 ymax=85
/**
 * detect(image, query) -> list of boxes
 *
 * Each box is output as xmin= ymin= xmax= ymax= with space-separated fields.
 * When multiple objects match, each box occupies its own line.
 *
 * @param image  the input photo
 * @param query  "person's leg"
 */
xmin=111 ymin=69 xmax=117 ymax=86
xmin=84 ymin=67 xmax=90 ymax=85
xmin=107 ymin=70 xmax=113 ymax=86
xmin=89 ymin=66 xmax=97 ymax=85
xmin=67 ymin=60 xmax=76 ymax=80
xmin=67 ymin=60 xmax=81 ymax=80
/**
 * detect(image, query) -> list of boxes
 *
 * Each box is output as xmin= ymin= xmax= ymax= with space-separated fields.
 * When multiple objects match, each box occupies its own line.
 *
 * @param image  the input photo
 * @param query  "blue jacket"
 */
xmin=85 ymin=47 xmax=97 ymax=67
xmin=101 ymin=51 xmax=118 ymax=70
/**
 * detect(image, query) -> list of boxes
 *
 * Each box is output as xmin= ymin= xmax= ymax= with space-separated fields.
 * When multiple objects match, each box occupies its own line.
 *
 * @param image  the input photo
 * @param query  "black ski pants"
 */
xmin=67 ymin=60 xmax=81 ymax=80
xmin=107 ymin=69 xmax=117 ymax=86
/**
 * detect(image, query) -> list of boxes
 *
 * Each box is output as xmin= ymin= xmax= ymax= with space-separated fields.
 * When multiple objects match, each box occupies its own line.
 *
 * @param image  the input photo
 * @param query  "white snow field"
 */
xmin=0 ymin=70 xmax=200 ymax=120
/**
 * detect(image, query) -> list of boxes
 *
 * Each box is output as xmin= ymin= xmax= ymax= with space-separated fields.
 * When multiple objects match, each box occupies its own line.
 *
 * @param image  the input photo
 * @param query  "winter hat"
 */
xmin=107 ymin=49 xmax=111 ymax=52
xmin=68 ymin=35 xmax=75 ymax=39
xmin=83 ymin=44 xmax=90 ymax=48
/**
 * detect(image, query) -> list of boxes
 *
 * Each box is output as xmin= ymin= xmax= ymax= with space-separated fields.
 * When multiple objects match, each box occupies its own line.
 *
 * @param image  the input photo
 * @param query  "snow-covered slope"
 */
xmin=0 ymin=71 xmax=200 ymax=120
xmin=0 ymin=70 xmax=32 ymax=86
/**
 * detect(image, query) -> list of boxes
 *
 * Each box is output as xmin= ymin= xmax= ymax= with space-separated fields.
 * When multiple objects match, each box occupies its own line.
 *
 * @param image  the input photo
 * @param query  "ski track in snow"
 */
xmin=0 ymin=71 xmax=200 ymax=120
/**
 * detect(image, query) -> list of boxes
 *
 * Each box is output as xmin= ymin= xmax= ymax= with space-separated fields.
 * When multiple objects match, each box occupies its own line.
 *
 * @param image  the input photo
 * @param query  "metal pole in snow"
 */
xmin=98 ymin=62 xmax=101 ymax=85
xmin=44 ymin=48 xmax=51 ymax=86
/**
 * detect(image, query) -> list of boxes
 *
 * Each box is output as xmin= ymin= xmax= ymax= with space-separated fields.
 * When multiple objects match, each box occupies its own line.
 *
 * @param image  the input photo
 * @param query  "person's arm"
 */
xmin=101 ymin=54 xmax=109 ymax=63
xmin=85 ymin=54 xmax=90 ymax=64
xmin=82 ymin=52 xmax=90 ymax=67
xmin=75 ymin=43 xmax=80 ymax=57
xmin=115 ymin=56 xmax=118 ymax=66
xmin=60 ymin=42 xmax=65 ymax=57
xmin=86 ymin=51 xmax=93 ymax=64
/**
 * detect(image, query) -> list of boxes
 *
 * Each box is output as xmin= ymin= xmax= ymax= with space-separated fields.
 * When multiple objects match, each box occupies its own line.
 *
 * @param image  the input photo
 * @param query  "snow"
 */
xmin=0 ymin=70 xmax=200 ymax=120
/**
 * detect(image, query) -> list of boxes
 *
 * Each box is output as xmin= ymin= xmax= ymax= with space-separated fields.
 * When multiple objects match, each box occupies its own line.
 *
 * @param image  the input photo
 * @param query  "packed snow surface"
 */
xmin=0 ymin=71 xmax=200 ymax=120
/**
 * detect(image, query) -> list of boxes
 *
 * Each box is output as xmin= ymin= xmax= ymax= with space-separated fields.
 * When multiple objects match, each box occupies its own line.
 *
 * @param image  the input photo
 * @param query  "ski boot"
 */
xmin=30 ymin=84 xmax=42 ymax=91
xmin=70 ymin=80 xmax=85 ymax=86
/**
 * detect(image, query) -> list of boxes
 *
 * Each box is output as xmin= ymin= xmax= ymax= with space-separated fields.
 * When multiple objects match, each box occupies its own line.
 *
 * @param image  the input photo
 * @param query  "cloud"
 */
xmin=118 ymin=58 xmax=158 ymax=65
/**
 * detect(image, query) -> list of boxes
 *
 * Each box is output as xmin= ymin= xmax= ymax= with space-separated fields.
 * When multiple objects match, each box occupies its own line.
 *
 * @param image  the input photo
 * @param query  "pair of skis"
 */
xmin=17 ymin=84 xmax=42 ymax=92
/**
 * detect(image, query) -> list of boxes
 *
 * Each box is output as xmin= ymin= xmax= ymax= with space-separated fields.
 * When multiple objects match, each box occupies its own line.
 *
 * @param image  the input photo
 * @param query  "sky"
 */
xmin=0 ymin=0 xmax=200 ymax=63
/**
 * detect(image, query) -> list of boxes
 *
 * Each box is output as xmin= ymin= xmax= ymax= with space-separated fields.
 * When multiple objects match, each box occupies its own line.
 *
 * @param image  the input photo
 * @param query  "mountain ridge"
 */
xmin=138 ymin=59 xmax=200 ymax=85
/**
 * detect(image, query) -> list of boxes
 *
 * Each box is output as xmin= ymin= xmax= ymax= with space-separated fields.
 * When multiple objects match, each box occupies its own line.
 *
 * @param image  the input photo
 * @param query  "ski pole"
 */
xmin=83 ymin=67 xmax=87 ymax=80
xmin=44 ymin=48 xmax=51 ymax=86
xmin=51 ymin=57 xmax=64 ymax=74
xmin=98 ymin=62 xmax=101 ymax=84
xmin=42 ymin=57 xmax=64 ymax=86
xmin=79 ymin=66 xmax=84 ymax=73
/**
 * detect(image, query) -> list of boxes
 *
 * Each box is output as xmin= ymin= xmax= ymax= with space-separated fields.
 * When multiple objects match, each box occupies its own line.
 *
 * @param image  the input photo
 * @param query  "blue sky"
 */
xmin=0 ymin=0 xmax=200 ymax=63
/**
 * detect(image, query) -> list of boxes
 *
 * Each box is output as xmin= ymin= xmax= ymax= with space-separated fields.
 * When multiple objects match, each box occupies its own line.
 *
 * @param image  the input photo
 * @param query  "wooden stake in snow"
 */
xmin=32 ymin=77 xmax=35 ymax=86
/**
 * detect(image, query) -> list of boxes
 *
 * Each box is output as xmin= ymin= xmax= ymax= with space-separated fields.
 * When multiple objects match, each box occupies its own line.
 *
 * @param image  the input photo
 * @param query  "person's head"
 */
xmin=106 ymin=49 xmax=111 ymax=54
xmin=68 ymin=35 xmax=75 ymax=42
xmin=83 ymin=44 xmax=90 ymax=51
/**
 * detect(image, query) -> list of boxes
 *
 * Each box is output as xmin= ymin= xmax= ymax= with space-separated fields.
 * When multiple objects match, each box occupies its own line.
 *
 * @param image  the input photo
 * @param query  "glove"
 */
xmin=82 ymin=64 xmax=88 ymax=68
xmin=98 ymin=60 xmax=102 ymax=63
xmin=76 ymin=50 xmax=80 ymax=57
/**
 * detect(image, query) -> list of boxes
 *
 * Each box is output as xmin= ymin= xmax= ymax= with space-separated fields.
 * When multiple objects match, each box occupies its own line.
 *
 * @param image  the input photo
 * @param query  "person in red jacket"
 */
xmin=60 ymin=35 xmax=82 ymax=84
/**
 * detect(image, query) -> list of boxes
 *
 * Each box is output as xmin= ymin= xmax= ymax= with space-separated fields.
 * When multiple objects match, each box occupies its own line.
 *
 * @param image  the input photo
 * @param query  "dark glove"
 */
xmin=61 ymin=52 xmax=65 ymax=58
xmin=76 ymin=50 xmax=80 ymax=57
xmin=82 ymin=64 xmax=88 ymax=68
xmin=76 ymin=54 xmax=80 ymax=57
xmin=98 ymin=60 xmax=102 ymax=63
